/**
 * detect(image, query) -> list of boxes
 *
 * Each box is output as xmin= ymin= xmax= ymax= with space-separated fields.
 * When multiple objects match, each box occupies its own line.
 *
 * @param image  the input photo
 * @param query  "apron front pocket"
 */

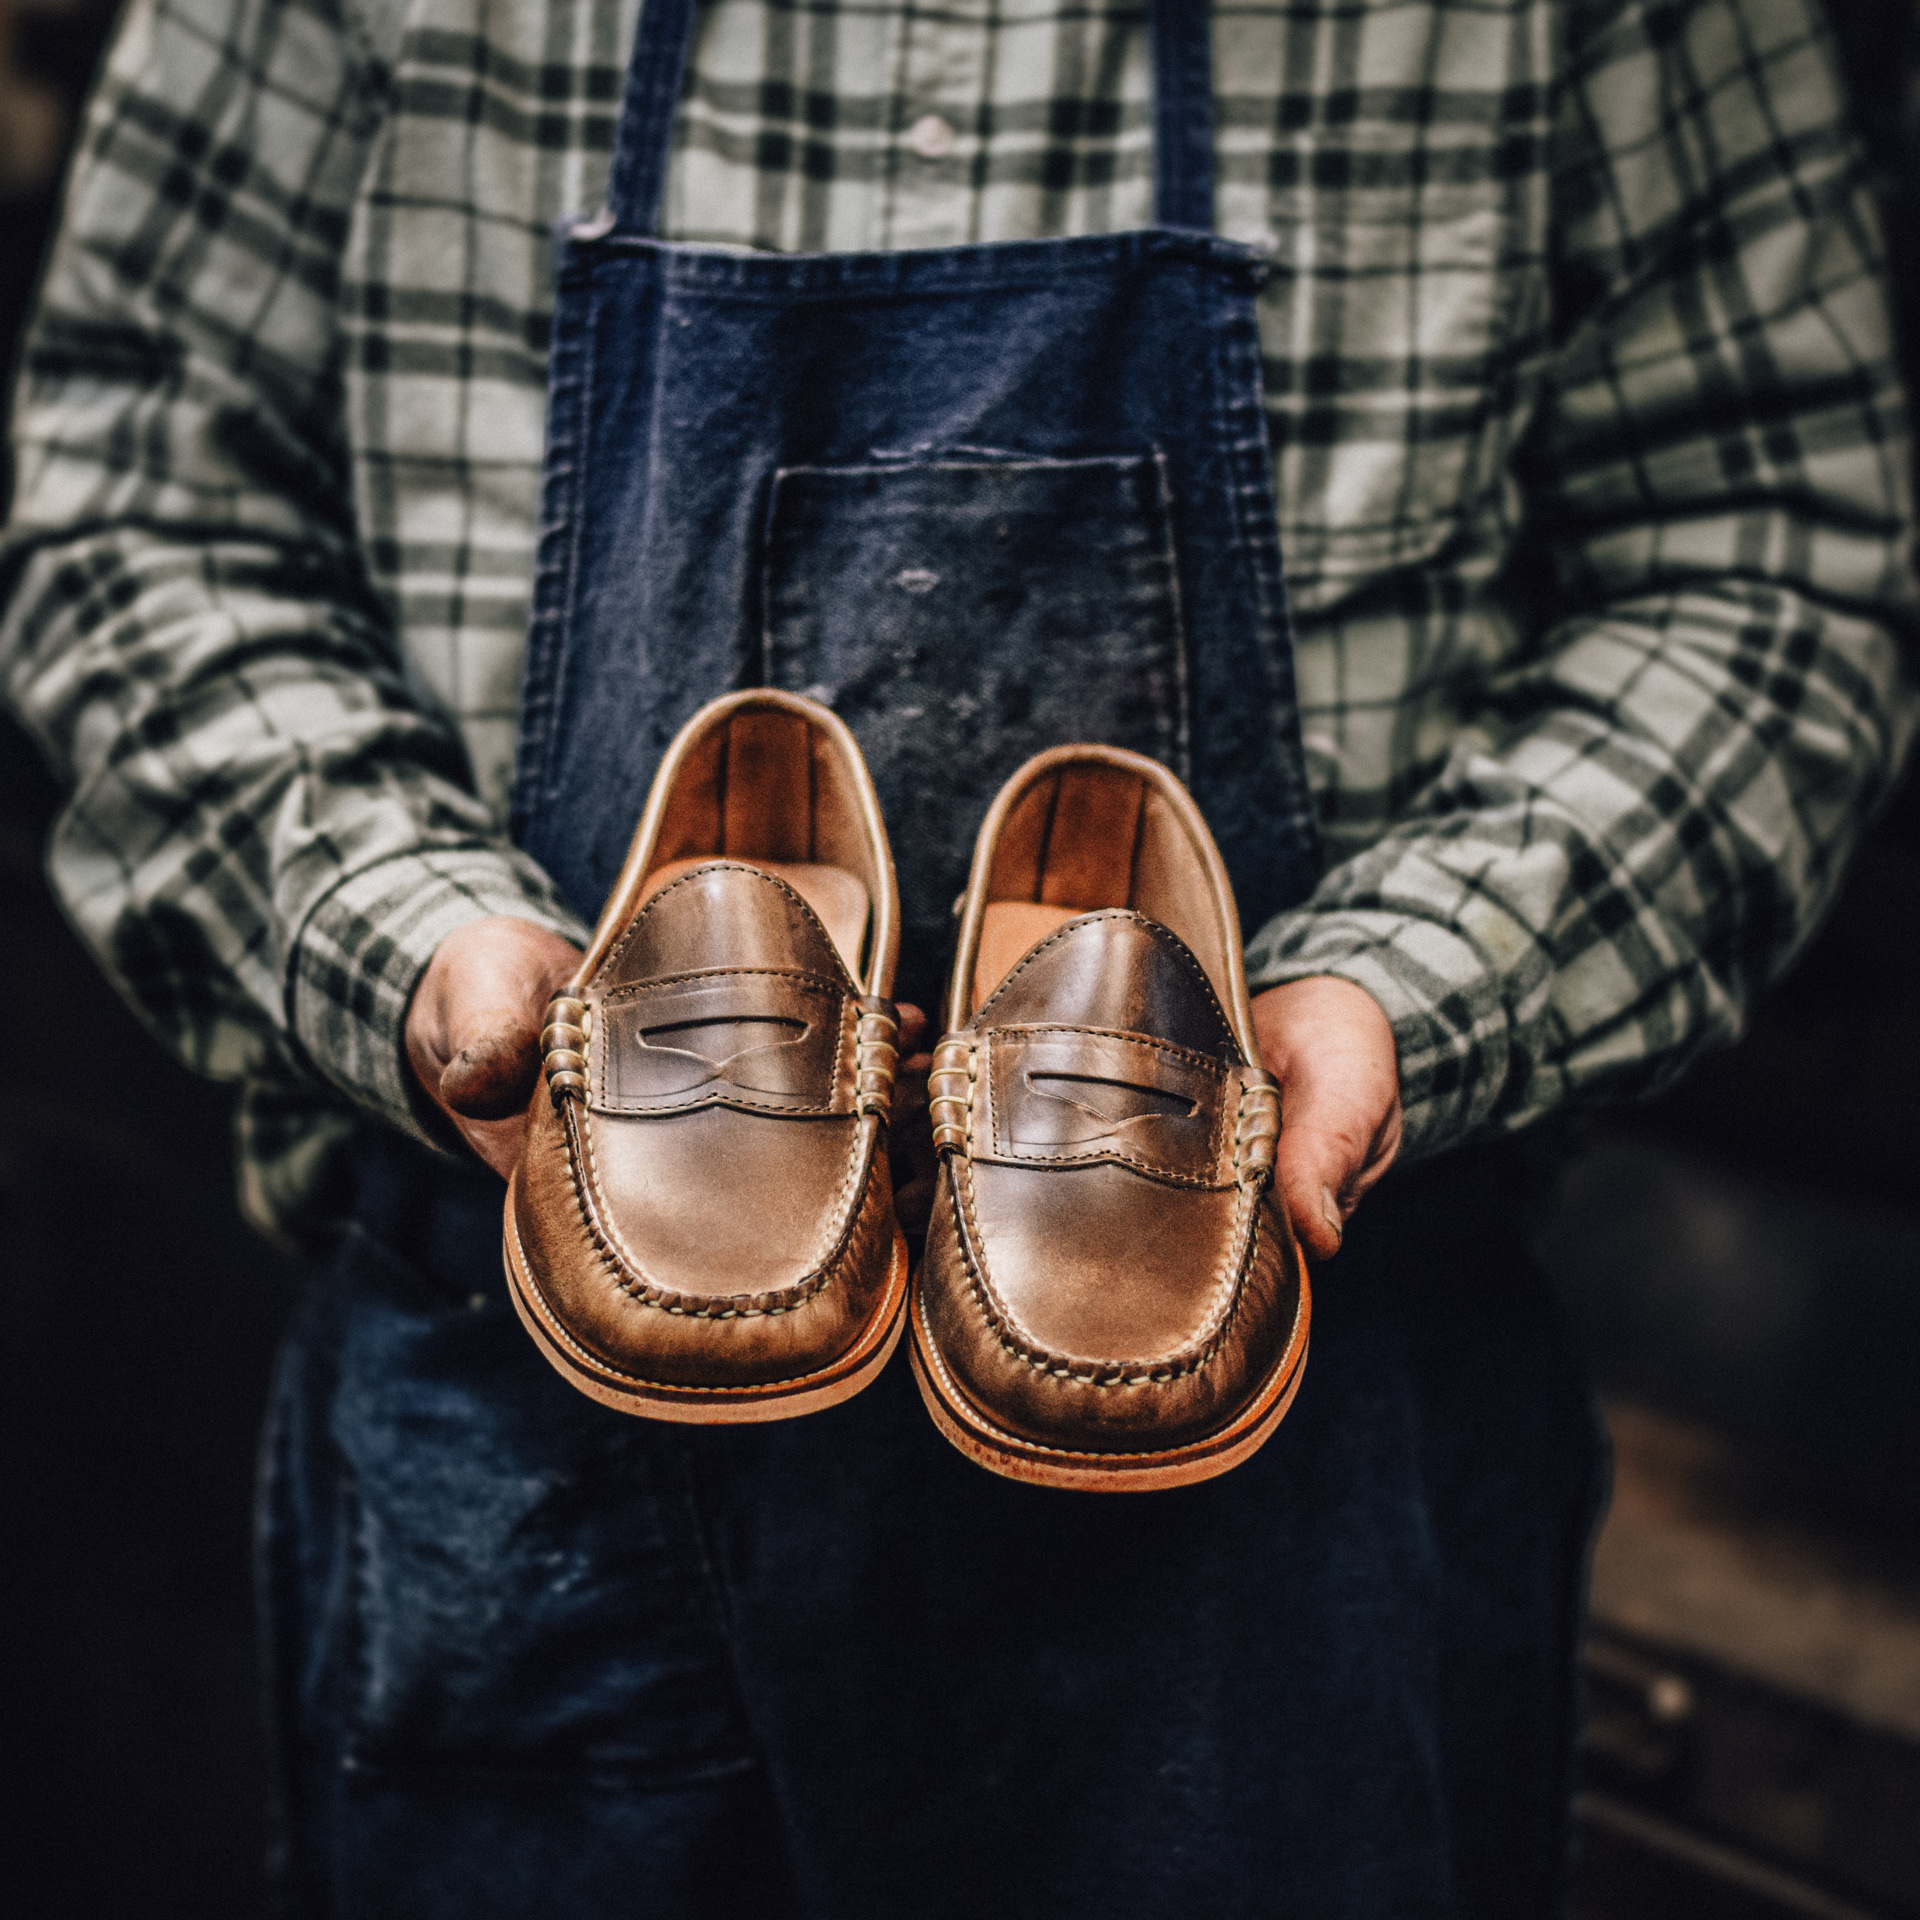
xmin=760 ymin=451 xmax=1191 ymax=981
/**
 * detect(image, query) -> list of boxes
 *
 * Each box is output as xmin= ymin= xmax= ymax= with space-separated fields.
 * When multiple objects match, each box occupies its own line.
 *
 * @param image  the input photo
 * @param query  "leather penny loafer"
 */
xmin=911 ymin=745 xmax=1309 ymax=1489
xmin=505 ymin=690 xmax=909 ymax=1421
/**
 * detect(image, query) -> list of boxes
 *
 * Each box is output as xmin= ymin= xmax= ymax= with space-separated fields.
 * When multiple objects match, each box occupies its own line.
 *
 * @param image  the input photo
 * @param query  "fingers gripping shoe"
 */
xmin=911 ymin=745 xmax=1310 ymax=1489
xmin=506 ymin=691 xmax=909 ymax=1421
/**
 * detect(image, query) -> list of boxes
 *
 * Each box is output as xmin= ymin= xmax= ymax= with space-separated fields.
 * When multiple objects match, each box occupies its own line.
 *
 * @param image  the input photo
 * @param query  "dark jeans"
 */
xmin=261 ymin=1138 xmax=1604 ymax=1919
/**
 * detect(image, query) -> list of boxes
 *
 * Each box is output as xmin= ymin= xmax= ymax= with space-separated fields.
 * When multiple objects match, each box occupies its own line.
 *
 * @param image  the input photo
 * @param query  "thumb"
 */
xmin=1274 ymin=1096 xmax=1376 ymax=1263
xmin=440 ymin=1022 xmax=546 ymax=1121
xmin=1251 ymin=976 xmax=1403 ymax=1263
xmin=410 ymin=918 xmax=584 ymax=1124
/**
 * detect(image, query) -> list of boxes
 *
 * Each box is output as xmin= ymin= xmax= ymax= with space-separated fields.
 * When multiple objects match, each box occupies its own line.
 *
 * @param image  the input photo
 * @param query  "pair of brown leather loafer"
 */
xmin=504 ymin=691 xmax=1309 ymax=1490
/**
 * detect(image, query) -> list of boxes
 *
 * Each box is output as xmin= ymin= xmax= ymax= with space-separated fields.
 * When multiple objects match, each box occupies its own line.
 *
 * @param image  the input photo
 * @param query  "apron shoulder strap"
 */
xmin=602 ymin=0 xmax=1220 ymax=238
xmin=604 ymin=0 xmax=702 ymax=237
xmin=1151 ymin=0 xmax=1219 ymax=233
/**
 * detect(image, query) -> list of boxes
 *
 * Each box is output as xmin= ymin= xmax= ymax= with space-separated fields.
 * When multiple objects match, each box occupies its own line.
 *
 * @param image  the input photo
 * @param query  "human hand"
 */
xmin=405 ymin=916 xmax=585 ymax=1179
xmin=1250 ymin=976 xmax=1402 ymax=1260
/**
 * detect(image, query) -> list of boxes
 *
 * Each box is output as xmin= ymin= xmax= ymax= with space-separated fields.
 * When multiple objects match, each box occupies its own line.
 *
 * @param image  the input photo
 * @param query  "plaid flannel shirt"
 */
xmin=3 ymin=0 xmax=1915 ymax=1239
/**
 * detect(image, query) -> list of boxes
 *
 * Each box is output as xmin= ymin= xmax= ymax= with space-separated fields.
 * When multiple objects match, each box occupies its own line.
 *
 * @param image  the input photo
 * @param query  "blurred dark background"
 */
xmin=3 ymin=2 xmax=1918 ymax=1915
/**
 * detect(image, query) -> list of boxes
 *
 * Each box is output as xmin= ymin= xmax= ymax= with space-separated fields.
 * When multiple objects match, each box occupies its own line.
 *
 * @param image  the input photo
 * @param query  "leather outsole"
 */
xmin=503 ymin=1166 xmax=910 ymax=1423
xmin=907 ymin=1278 xmax=1310 ymax=1492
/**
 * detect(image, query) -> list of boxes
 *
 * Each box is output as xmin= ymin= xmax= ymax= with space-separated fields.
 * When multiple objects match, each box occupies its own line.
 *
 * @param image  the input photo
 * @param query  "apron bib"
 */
xmin=510 ymin=0 xmax=1321 ymax=995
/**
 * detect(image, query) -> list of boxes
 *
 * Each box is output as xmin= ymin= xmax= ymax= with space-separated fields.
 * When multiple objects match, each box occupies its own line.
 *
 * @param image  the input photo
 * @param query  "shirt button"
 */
xmin=907 ymin=112 xmax=957 ymax=160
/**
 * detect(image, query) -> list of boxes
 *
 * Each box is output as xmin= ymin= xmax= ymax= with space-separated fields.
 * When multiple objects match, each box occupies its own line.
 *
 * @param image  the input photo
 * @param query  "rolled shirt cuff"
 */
xmin=1243 ymin=884 xmax=1527 ymax=1163
xmin=287 ymin=846 xmax=590 ymax=1150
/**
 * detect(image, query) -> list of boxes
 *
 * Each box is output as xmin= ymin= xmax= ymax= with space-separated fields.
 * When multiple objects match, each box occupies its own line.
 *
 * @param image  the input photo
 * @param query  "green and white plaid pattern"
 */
xmin=3 ymin=0 xmax=1915 ymax=1237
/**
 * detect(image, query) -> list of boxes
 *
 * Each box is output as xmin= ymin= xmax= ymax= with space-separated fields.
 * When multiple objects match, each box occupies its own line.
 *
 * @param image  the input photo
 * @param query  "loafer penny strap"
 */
xmin=545 ymin=975 xmax=898 ymax=1119
xmin=930 ymin=1026 xmax=1278 ymax=1189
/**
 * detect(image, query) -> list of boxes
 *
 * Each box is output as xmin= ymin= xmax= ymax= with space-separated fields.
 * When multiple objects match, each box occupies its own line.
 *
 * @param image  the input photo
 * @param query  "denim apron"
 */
xmin=259 ymin=5 xmax=1607 ymax=1914
xmin=510 ymin=0 xmax=1321 ymax=994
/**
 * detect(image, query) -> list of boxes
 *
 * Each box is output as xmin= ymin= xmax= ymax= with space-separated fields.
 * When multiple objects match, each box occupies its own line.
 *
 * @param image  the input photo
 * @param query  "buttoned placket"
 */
xmin=879 ymin=3 xmax=988 ymax=249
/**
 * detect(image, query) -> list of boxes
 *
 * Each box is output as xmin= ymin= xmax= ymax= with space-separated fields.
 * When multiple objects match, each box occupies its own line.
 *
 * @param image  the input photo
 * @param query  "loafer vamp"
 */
xmin=925 ymin=1158 xmax=1300 ymax=1454
xmin=584 ymin=1105 xmax=862 ymax=1300
xmin=517 ymin=1094 xmax=896 ymax=1389
xmin=512 ymin=861 xmax=897 ymax=1391
xmin=978 ymin=911 xmax=1236 ymax=1052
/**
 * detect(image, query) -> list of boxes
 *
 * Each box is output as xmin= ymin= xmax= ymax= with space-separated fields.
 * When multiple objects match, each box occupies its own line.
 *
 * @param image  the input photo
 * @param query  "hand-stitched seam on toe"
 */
xmin=569 ymin=1103 xmax=838 ymax=1317
xmin=513 ymin=1204 xmax=888 ymax=1394
xmin=916 ymin=1288 xmax=1300 ymax=1464
xmin=948 ymin=1159 xmax=1260 ymax=1385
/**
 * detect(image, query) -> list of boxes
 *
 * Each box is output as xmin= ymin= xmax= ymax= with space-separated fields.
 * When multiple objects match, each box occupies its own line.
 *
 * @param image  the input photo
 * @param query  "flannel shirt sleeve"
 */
xmin=0 ymin=0 xmax=586 ymax=1149
xmin=1245 ymin=0 xmax=1920 ymax=1159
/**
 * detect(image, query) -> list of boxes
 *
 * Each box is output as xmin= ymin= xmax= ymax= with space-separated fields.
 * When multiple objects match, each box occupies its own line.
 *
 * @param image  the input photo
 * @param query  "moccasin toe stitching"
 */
xmin=923 ymin=1157 xmax=1299 ymax=1456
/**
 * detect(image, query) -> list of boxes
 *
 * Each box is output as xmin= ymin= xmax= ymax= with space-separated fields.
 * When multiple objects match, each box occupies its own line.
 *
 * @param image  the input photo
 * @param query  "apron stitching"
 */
xmin=528 ymin=267 xmax=602 ymax=816
xmin=1149 ymin=445 xmax=1195 ymax=781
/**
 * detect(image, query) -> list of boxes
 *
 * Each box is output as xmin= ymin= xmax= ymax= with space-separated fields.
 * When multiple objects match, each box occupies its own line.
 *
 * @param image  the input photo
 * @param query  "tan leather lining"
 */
xmin=963 ymin=757 xmax=1239 ymax=1016
xmin=1036 ymin=764 xmax=1145 ymax=907
xmin=973 ymin=902 xmax=1079 ymax=1008
xmin=719 ymin=707 xmax=814 ymax=863
xmin=576 ymin=691 xmax=898 ymax=998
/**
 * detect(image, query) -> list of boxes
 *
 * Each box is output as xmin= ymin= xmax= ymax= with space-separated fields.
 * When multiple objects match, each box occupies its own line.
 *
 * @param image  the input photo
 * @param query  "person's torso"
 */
xmin=339 ymin=0 xmax=1556 ymax=846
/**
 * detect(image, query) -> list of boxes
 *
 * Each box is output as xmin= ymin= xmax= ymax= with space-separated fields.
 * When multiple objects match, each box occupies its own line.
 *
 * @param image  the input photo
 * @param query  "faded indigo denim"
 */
xmin=262 ymin=1136 xmax=1602 ymax=1918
